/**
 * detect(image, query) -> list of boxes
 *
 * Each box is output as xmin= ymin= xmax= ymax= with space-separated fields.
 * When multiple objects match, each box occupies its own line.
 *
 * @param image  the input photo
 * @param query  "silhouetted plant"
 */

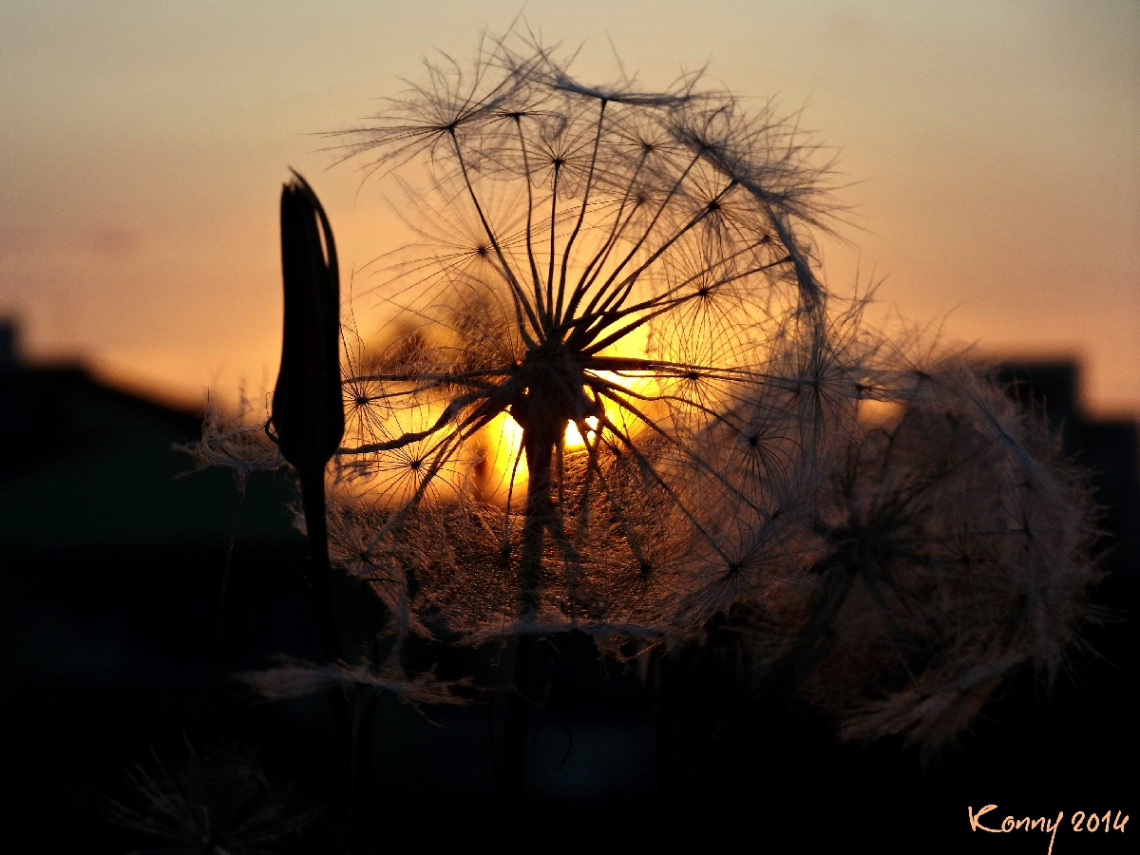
xmin=188 ymin=28 xmax=1099 ymax=840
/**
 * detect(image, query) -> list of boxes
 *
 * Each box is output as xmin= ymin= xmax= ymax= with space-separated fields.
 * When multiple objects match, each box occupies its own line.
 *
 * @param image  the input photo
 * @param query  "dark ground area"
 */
xmin=1 ymin=352 xmax=1135 ymax=852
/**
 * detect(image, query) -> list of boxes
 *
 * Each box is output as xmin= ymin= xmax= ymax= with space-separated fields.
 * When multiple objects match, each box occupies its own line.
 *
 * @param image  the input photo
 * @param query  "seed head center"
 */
xmin=511 ymin=342 xmax=600 ymax=434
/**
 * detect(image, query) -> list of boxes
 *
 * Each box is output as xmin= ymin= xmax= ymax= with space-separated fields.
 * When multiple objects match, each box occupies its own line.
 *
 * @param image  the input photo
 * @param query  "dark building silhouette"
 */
xmin=992 ymin=359 xmax=1140 ymax=584
xmin=0 ymin=321 xmax=310 ymax=849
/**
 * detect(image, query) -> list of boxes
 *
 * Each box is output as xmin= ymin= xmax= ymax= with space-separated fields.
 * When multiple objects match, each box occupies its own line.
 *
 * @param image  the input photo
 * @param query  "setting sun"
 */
xmin=564 ymin=416 xmax=599 ymax=449
xmin=476 ymin=368 xmax=656 ymax=500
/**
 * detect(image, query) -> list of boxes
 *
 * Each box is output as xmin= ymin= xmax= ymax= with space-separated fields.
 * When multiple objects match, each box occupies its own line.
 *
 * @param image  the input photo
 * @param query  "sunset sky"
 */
xmin=2 ymin=1 xmax=1137 ymax=416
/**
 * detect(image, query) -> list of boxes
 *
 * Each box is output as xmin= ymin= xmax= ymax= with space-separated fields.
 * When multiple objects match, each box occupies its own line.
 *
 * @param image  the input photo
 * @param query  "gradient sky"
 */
xmin=2 ymin=1 xmax=1137 ymax=416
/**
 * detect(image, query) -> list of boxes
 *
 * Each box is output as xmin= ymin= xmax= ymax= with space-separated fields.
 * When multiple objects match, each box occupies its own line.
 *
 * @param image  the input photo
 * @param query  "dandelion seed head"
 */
xmin=200 ymin=29 xmax=1100 ymax=754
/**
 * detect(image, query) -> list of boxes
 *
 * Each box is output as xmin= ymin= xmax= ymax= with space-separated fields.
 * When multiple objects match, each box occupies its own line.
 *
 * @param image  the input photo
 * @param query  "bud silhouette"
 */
xmin=272 ymin=170 xmax=344 ymax=473
xmin=270 ymin=170 xmax=345 ymax=663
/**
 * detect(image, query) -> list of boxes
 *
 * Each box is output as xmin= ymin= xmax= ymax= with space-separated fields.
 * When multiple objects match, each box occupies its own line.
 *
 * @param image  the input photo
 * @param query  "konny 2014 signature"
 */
xmin=968 ymin=805 xmax=1129 ymax=854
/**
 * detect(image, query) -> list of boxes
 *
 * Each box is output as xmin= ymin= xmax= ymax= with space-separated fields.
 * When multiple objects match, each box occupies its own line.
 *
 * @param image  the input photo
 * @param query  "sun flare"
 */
xmin=564 ymin=416 xmax=598 ymax=449
xmin=475 ymin=367 xmax=659 ymax=499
